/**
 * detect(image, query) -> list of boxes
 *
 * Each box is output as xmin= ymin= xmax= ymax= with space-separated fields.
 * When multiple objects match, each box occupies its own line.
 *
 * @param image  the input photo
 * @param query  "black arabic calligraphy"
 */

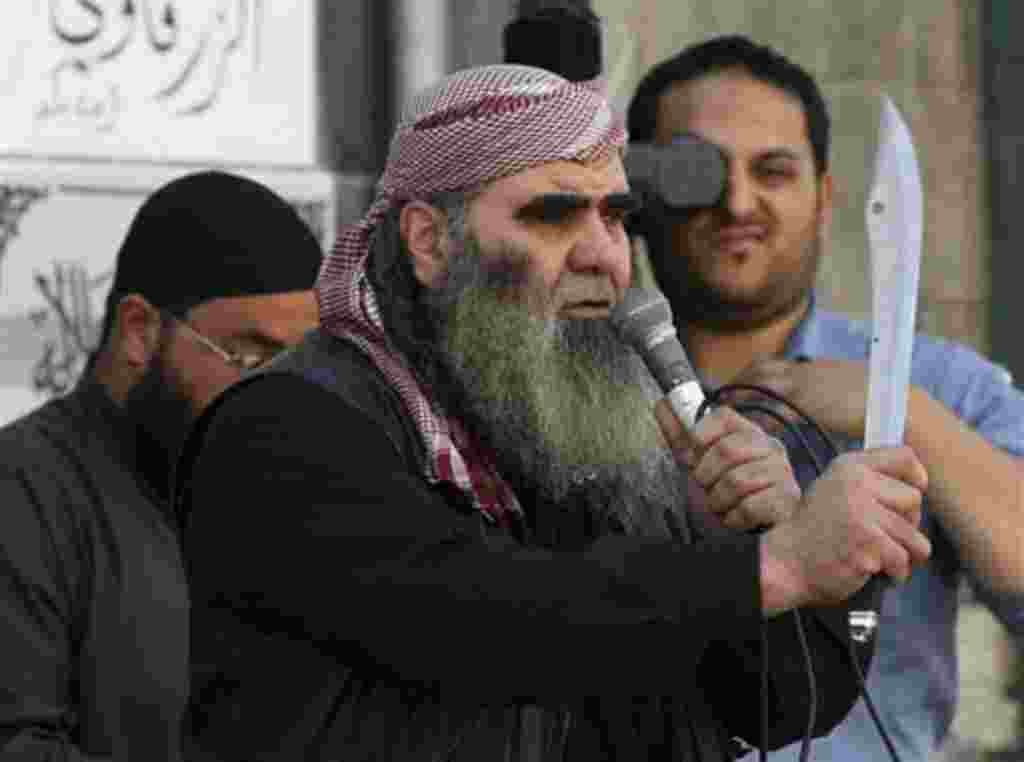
xmin=50 ymin=0 xmax=180 ymax=57
xmin=43 ymin=0 xmax=261 ymax=120
xmin=31 ymin=263 xmax=106 ymax=397
xmin=154 ymin=0 xmax=249 ymax=113
xmin=35 ymin=60 xmax=120 ymax=131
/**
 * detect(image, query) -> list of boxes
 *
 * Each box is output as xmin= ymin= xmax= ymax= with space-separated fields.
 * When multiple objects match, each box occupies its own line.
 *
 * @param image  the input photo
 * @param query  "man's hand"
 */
xmin=729 ymin=358 xmax=873 ymax=440
xmin=759 ymin=447 xmax=932 ymax=617
xmin=655 ymin=401 xmax=801 ymax=531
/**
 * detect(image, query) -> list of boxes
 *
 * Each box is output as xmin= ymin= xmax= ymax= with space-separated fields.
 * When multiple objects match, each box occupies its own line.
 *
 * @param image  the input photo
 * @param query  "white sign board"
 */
xmin=0 ymin=0 xmax=319 ymax=166
xmin=0 ymin=1 xmax=345 ymax=425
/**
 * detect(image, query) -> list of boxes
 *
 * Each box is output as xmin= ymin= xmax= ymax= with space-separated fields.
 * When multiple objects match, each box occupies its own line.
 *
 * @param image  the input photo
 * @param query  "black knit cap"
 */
xmin=503 ymin=3 xmax=603 ymax=83
xmin=105 ymin=170 xmax=324 ymax=319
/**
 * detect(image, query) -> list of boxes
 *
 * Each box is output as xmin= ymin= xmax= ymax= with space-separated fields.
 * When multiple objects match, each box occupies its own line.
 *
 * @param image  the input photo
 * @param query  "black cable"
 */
xmin=694 ymin=397 xmax=817 ymax=762
xmin=729 ymin=402 xmax=829 ymax=478
xmin=697 ymin=383 xmax=902 ymax=762
xmin=847 ymin=637 xmax=903 ymax=762
xmin=710 ymin=383 xmax=842 ymax=462
xmin=760 ymin=623 xmax=769 ymax=762
xmin=697 ymin=396 xmax=819 ymax=762
xmin=793 ymin=610 xmax=818 ymax=762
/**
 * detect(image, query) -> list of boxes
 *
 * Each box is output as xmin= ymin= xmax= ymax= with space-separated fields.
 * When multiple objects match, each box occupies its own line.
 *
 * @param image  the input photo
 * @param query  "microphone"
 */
xmin=610 ymin=287 xmax=706 ymax=431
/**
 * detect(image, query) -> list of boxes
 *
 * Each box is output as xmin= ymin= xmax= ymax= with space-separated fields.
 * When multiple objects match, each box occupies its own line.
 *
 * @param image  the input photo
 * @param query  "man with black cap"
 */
xmin=0 ymin=170 xmax=322 ymax=760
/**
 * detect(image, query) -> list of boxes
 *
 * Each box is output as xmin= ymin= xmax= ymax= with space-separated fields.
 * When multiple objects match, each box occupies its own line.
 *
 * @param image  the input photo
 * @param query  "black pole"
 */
xmin=983 ymin=0 xmax=1024 ymax=384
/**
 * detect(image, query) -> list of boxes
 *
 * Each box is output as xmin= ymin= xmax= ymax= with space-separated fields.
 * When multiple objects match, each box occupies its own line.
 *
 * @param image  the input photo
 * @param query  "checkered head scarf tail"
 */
xmin=316 ymin=64 xmax=627 ymax=525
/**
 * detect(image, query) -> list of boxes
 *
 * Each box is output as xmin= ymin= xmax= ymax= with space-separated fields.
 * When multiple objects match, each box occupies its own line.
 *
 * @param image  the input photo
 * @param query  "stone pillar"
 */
xmin=321 ymin=0 xmax=517 ymax=187
xmin=394 ymin=0 xmax=449 ymax=118
xmin=317 ymin=0 xmax=387 ymax=210
xmin=449 ymin=0 xmax=518 ymax=71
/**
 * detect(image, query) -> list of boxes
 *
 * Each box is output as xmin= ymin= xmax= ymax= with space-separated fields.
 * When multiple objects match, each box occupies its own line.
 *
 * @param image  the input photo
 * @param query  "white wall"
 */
xmin=0 ymin=1 xmax=339 ymax=425
xmin=1 ymin=0 xmax=319 ymax=165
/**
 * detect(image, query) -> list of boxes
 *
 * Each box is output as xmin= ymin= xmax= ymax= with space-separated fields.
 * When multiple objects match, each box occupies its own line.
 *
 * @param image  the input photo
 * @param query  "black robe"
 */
xmin=0 ymin=377 xmax=188 ymax=760
xmin=177 ymin=330 xmax=878 ymax=761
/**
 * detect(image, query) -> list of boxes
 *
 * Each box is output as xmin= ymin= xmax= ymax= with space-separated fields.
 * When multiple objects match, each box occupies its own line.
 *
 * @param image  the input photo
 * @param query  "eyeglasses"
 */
xmin=172 ymin=317 xmax=277 ymax=372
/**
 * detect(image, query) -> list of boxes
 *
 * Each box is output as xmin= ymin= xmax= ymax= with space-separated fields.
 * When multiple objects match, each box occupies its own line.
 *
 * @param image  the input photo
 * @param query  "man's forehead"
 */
xmin=482 ymin=155 xmax=629 ymax=203
xmin=657 ymin=72 xmax=813 ymax=161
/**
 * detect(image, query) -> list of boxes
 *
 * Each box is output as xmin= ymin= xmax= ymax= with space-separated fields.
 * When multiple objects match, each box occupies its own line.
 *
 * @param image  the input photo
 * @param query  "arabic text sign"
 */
xmin=0 ymin=0 xmax=317 ymax=165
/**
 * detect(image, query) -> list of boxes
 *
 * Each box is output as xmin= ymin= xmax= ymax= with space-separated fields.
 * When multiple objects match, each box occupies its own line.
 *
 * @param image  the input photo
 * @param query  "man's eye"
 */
xmin=759 ymin=166 xmax=794 ymax=181
xmin=523 ymin=204 xmax=579 ymax=225
xmin=603 ymin=199 xmax=641 ymax=226
xmin=531 ymin=208 xmax=574 ymax=224
xmin=603 ymin=208 xmax=631 ymax=226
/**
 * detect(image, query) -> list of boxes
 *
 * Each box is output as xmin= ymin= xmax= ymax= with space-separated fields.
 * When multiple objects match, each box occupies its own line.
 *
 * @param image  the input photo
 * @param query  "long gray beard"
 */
xmin=418 ymin=245 xmax=691 ymax=539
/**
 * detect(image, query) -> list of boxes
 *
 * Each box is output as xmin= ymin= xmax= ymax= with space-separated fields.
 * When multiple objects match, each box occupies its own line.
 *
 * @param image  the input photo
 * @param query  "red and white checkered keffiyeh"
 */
xmin=316 ymin=64 xmax=627 ymax=526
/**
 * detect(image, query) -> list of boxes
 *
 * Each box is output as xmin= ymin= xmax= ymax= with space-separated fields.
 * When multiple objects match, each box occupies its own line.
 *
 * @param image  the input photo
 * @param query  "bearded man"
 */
xmin=0 ymin=170 xmax=322 ymax=760
xmin=176 ymin=65 xmax=932 ymax=761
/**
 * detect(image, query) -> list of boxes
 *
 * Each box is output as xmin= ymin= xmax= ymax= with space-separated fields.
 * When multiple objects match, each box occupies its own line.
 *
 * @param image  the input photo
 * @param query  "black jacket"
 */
xmin=0 ymin=378 xmax=188 ymax=761
xmin=175 ymin=329 xmax=878 ymax=761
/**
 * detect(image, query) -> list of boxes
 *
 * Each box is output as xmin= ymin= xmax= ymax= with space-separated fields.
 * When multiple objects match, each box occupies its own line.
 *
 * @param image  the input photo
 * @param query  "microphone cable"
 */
xmin=693 ymin=383 xmax=902 ymax=762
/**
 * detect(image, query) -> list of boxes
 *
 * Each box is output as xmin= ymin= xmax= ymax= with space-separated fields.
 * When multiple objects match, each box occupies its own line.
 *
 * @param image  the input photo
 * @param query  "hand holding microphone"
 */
xmin=610 ymin=288 xmax=706 ymax=430
xmin=612 ymin=288 xmax=801 ymax=531
xmin=612 ymin=288 xmax=932 ymax=614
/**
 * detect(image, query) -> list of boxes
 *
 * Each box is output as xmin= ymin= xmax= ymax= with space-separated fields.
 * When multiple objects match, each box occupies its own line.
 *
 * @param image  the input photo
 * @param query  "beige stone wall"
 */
xmin=597 ymin=1 xmax=990 ymax=352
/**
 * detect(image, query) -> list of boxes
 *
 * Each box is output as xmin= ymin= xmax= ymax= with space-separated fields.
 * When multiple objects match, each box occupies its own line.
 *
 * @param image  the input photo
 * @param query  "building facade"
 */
xmin=0 ymin=0 xmax=1018 ymax=756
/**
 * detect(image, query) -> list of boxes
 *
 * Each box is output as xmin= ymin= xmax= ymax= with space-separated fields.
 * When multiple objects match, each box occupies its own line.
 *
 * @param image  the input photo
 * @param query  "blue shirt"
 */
xmin=765 ymin=299 xmax=1024 ymax=762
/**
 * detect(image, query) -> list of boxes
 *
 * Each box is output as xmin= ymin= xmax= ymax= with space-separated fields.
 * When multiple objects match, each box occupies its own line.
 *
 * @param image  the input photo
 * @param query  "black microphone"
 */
xmin=610 ymin=287 xmax=706 ymax=431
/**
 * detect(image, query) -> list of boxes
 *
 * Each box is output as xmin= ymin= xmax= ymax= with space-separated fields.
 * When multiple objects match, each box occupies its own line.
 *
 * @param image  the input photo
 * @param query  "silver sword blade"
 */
xmin=864 ymin=95 xmax=924 ymax=449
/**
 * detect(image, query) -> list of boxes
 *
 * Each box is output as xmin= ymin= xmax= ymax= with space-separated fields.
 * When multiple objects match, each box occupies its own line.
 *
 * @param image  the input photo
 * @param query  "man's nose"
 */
xmin=724 ymin=167 xmax=757 ymax=218
xmin=565 ymin=213 xmax=631 ymax=291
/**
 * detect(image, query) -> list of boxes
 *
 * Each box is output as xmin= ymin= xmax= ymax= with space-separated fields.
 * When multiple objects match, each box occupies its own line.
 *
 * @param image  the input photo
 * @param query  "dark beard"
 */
xmin=387 ymin=236 xmax=691 ymax=539
xmin=649 ymin=216 xmax=821 ymax=335
xmin=121 ymin=350 xmax=193 ymax=501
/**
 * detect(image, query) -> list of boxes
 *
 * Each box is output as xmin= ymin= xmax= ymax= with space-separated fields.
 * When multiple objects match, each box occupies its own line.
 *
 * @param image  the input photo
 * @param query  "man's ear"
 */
xmin=400 ymin=201 xmax=450 ymax=288
xmin=112 ymin=294 xmax=163 ymax=369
